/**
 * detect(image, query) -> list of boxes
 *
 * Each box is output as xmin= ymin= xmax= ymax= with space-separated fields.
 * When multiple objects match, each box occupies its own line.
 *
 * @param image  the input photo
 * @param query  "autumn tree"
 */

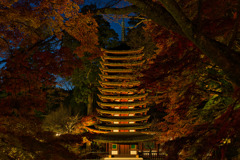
xmin=0 ymin=1 xmax=100 ymax=158
xmin=0 ymin=0 xmax=99 ymax=114
xmin=70 ymin=4 xmax=120 ymax=115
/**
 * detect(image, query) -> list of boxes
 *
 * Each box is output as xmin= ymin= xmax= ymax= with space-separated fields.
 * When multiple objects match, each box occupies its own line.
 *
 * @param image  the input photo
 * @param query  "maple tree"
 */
xmin=139 ymin=15 xmax=239 ymax=160
xmin=0 ymin=0 xmax=100 ymax=114
xmin=0 ymin=1 xmax=101 ymax=157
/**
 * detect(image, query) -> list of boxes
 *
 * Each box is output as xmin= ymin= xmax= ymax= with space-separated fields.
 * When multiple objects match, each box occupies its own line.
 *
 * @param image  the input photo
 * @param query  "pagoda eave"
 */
xmin=96 ymin=107 xmax=149 ymax=114
xmin=99 ymin=74 xmax=137 ymax=80
xmin=95 ymin=123 xmax=151 ymax=130
xmin=93 ymin=132 xmax=154 ymax=143
xmin=98 ymin=87 xmax=140 ymax=94
xmin=100 ymin=68 xmax=133 ymax=73
xmin=102 ymin=53 xmax=145 ymax=60
xmin=97 ymin=101 xmax=148 ymax=108
xmin=100 ymin=60 xmax=145 ymax=67
xmin=101 ymin=47 xmax=144 ymax=54
xmin=97 ymin=93 xmax=148 ymax=100
xmin=96 ymin=115 xmax=150 ymax=122
xmin=98 ymin=80 xmax=141 ymax=87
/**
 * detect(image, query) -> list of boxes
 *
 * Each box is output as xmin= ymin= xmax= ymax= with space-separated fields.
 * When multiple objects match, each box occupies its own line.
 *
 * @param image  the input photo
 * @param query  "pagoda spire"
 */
xmin=121 ymin=18 xmax=125 ymax=42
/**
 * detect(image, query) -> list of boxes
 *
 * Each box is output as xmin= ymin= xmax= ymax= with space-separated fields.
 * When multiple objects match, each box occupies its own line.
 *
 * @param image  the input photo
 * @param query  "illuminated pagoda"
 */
xmin=94 ymin=45 xmax=154 ymax=158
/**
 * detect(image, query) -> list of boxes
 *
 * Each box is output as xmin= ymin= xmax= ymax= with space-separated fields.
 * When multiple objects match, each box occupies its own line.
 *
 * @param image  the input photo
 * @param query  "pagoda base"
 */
xmin=101 ymin=157 xmax=143 ymax=160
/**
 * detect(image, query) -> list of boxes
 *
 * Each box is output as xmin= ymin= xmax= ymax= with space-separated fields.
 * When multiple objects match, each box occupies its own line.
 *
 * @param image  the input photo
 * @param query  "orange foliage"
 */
xmin=142 ymin=22 xmax=209 ymax=143
xmin=142 ymin=1 xmax=240 ymax=158
xmin=0 ymin=0 xmax=99 ymax=57
xmin=0 ymin=0 xmax=100 ymax=114
xmin=73 ymin=115 xmax=96 ymax=134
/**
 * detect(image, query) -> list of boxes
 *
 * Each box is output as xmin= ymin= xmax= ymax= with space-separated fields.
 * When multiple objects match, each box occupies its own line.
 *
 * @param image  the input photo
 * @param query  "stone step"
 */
xmin=101 ymin=158 xmax=143 ymax=160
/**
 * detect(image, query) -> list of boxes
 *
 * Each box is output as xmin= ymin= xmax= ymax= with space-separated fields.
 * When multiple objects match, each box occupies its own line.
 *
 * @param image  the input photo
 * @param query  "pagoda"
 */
xmin=94 ymin=44 xmax=154 ymax=158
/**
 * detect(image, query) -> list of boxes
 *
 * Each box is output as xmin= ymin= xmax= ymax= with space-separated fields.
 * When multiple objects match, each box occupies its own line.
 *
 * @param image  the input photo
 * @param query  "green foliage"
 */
xmin=0 ymin=133 xmax=36 ymax=160
xmin=143 ymin=141 xmax=155 ymax=150
xmin=199 ymin=95 xmax=233 ymax=122
xmin=194 ymin=64 xmax=235 ymax=122
xmin=95 ymin=14 xmax=120 ymax=49
xmin=126 ymin=24 xmax=157 ymax=59
xmin=45 ymin=87 xmax=70 ymax=112
xmin=0 ymin=91 xmax=8 ymax=98
xmin=0 ymin=115 xmax=84 ymax=159
xmin=81 ymin=4 xmax=119 ymax=49
xmin=69 ymin=5 xmax=120 ymax=108
xmin=71 ymin=58 xmax=100 ymax=104
xmin=64 ymin=91 xmax=87 ymax=116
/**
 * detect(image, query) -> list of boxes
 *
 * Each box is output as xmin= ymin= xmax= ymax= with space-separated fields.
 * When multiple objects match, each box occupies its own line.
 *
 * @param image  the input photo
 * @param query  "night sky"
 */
xmin=83 ymin=0 xmax=132 ymax=40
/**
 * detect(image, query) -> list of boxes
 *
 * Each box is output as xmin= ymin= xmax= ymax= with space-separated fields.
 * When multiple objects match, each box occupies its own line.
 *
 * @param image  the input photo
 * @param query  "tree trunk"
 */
xmin=87 ymin=93 xmax=93 ymax=115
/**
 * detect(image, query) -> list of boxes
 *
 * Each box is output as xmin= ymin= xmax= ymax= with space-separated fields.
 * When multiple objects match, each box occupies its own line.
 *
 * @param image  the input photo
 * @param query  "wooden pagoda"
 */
xmin=94 ymin=46 xmax=154 ymax=158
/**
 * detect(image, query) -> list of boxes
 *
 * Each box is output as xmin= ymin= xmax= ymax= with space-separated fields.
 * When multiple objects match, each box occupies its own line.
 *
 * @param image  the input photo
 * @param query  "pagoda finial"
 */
xmin=121 ymin=18 xmax=125 ymax=42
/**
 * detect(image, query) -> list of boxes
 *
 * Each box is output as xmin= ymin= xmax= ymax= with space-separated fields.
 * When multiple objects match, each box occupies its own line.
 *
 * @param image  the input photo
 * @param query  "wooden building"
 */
xmin=94 ymin=46 xmax=155 ymax=159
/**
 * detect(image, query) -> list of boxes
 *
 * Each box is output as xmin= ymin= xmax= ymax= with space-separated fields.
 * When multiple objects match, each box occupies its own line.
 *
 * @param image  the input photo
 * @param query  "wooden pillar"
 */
xmin=108 ymin=143 xmax=111 ymax=156
xmin=106 ymin=143 xmax=107 ymax=153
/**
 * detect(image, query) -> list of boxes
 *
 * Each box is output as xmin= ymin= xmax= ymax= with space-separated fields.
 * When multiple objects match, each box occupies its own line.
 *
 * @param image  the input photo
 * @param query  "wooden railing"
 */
xmin=139 ymin=151 xmax=166 ymax=160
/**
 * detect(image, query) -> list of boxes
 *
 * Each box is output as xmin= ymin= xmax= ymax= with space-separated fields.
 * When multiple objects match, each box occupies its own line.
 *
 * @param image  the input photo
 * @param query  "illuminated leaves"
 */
xmin=0 ymin=47 xmax=82 ymax=113
xmin=0 ymin=115 xmax=87 ymax=159
xmin=0 ymin=0 xmax=101 ymax=114
xmin=36 ymin=0 xmax=99 ymax=56
xmin=141 ymin=3 xmax=240 ymax=157
xmin=0 ymin=0 xmax=99 ymax=57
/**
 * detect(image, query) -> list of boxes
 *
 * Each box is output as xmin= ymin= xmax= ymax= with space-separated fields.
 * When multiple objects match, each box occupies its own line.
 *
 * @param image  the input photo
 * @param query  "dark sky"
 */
xmin=83 ymin=0 xmax=132 ymax=40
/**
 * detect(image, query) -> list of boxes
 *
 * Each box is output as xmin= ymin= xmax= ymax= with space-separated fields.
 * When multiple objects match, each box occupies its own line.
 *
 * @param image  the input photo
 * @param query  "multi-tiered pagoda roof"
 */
xmin=94 ymin=46 xmax=154 ymax=144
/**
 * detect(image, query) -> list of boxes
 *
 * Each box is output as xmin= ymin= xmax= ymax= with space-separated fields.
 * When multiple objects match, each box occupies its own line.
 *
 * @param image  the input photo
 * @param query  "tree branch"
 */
xmin=104 ymin=0 xmax=122 ymax=8
xmin=0 ymin=37 xmax=12 ymax=54
xmin=127 ymin=0 xmax=184 ymax=35
xmin=27 ymin=35 xmax=57 ymax=52
xmin=13 ymin=20 xmax=41 ymax=38
xmin=97 ymin=5 xmax=139 ymax=15
xmin=97 ymin=0 xmax=184 ymax=35
xmin=128 ymin=19 xmax=151 ymax=29
xmin=0 ymin=59 xmax=6 ymax=64
xmin=158 ymin=0 xmax=240 ymax=86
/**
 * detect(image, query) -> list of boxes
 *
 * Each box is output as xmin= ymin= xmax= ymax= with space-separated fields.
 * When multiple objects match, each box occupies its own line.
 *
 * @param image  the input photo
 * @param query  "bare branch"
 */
xmin=104 ymin=0 xmax=122 ymax=8
xmin=0 ymin=59 xmax=6 ymax=64
xmin=102 ymin=15 xmax=122 ymax=25
xmin=97 ymin=5 xmax=139 ymax=15
xmin=128 ymin=19 xmax=151 ymax=29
